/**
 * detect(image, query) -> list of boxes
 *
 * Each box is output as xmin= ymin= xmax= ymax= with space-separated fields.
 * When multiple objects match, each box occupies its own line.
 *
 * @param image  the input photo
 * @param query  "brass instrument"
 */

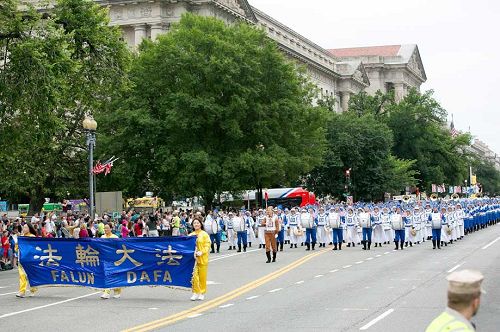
xmin=430 ymin=193 xmax=438 ymax=201
xmin=451 ymin=193 xmax=459 ymax=201
xmin=402 ymin=195 xmax=411 ymax=203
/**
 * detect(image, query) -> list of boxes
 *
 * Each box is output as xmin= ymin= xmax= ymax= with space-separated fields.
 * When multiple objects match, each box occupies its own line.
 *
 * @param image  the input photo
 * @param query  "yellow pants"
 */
xmin=103 ymin=288 xmax=122 ymax=295
xmin=192 ymin=264 xmax=208 ymax=294
xmin=18 ymin=266 xmax=37 ymax=294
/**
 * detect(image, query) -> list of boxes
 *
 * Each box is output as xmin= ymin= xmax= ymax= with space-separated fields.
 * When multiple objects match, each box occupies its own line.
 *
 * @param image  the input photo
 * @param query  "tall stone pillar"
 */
xmin=150 ymin=23 xmax=164 ymax=41
xmin=394 ymin=83 xmax=405 ymax=102
xmin=133 ymin=24 xmax=147 ymax=48
xmin=340 ymin=91 xmax=351 ymax=112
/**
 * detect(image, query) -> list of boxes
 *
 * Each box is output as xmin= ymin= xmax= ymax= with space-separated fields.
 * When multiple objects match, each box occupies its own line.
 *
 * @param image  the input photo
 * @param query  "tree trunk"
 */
xmin=29 ymin=187 xmax=45 ymax=216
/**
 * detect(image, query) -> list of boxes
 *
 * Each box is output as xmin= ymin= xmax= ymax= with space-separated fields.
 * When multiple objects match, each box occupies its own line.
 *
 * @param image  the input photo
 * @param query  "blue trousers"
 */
xmin=431 ymin=229 xmax=441 ymax=241
xmin=305 ymin=228 xmax=317 ymax=244
xmin=332 ymin=228 xmax=343 ymax=244
xmin=394 ymin=229 xmax=405 ymax=242
xmin=210 ymin=233 xmax=221 ymax=246
xmin=277 ymin=229 xmax=285 ymax=243
xmin=362 ymin=228 xmax=372 ymax=242
xmin=237 ymin=231 xmax=247 ymax=246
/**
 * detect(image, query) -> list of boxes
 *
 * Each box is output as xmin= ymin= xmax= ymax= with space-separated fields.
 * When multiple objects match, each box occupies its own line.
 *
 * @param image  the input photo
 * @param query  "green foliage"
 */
xmin=98 ymin=14 xmax=329 ymax=206
xmin=472 ymin=159 xmax=500 ymax=196
xmin=384 ymin=89 xmax=471 ymax=191
xmin=307 ymin=112 xmax=417 ymax=201
xmin=348 ymin=90 xmax=394 ymax=117
xmin=0 ymin=0 xmax=130 ymax=211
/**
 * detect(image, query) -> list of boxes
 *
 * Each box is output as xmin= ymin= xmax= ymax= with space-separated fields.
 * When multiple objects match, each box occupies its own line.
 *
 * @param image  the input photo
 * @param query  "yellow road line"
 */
xmin=124 ymin=249 xmax=328 ymax=332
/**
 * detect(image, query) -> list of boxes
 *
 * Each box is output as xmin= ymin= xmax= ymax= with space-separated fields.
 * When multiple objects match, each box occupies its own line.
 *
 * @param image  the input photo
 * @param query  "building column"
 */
xmin=340 ymin=91 xmax=351 ymax=112
xmin=394 ymin=83 xmax=405 ymax=102
xmin=150 ymin=23 xmax=165 ymax=41
xmin=133 ymin=24 xmax=147 ymax=48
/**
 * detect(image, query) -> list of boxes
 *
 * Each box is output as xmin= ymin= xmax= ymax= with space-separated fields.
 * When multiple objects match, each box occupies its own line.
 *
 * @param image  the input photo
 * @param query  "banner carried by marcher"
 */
xmin=18 ymin=236 xmax=196 ymax=289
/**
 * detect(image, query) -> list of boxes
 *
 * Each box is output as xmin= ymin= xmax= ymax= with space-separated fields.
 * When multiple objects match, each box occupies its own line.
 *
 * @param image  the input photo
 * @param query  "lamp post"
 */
xmin=83 ymin=116 xmax=97 ymax=221
xmin=464 ymin=179 xmax=468 ymax=199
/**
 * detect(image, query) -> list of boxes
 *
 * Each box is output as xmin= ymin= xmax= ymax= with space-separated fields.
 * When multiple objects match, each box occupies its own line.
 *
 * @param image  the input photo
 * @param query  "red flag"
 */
xmin=264 ymin=192 xmax=269 ymax=201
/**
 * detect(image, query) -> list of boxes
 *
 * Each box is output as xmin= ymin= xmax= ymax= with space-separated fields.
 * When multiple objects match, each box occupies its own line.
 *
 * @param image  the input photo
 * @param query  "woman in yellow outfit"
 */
xmin=189 ymin=217 xmax=211 ymax=301
xmin=100 ymin=223 xmax=122 ymax=299
xmin=16 ymin=223 xmax=38 ymax=298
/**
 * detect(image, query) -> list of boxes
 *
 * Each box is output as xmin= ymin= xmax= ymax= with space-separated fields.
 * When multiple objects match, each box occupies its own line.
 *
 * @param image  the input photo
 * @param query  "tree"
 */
xmin=97 ymin=14 xmax=329 ymax=208
xmin=384 ymin=89 xmax=471 ymax=192
xmin=472 ymin=159 xmax=500 ymax=196
xmin=0 ymin=0 xmax=130 ymax=212
xmin=307 ymin=112 xmax=417 ymax=201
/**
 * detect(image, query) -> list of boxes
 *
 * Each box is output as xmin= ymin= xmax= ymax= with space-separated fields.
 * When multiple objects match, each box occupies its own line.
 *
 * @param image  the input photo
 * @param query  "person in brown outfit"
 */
xmin=262 ymin=206 xmax=279 ymax=263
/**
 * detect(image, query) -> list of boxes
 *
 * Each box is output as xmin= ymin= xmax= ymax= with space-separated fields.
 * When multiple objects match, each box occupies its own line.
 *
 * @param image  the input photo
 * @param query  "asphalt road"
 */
xmin=1 ymin=224 xmax=499 ymax=332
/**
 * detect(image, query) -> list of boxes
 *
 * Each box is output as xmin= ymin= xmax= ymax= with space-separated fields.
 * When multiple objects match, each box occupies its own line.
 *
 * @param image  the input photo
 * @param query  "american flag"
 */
xmin=93 ymin=156 xmax=119 ymax=176
xmin=450 ymin=115 xmax=458 ymax=137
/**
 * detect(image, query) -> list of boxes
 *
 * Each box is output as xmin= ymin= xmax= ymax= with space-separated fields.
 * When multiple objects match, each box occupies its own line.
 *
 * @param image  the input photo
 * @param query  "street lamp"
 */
xmin=83 ymin=116 xmax=97 ymax=221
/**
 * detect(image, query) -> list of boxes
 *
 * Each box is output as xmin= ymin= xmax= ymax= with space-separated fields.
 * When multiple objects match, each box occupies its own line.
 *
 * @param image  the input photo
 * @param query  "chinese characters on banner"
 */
xmin=18 ymin=237 xmax=196 ymax=289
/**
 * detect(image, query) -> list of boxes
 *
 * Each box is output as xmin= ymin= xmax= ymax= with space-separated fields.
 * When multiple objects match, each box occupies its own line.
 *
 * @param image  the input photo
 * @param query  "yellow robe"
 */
xmin=189 ymin=229 xmax=211 ymax=294
xmin=18 ymin=233 xmax=37 ymax=294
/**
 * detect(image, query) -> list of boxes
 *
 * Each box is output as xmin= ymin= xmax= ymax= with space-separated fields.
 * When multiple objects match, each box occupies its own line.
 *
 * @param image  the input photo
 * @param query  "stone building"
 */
xmin=329 ymin=44 xmax=427 ymax=101
xmin=21 ymin=0 xmax=425 ymax=111
xmin=93 ymin=0 xmax=369 ymax=112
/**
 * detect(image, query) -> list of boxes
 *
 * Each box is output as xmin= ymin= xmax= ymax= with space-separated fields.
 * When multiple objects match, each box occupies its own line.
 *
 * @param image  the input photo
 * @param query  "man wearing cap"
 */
xmin=425 ymin=269 xmax=483 ymax=332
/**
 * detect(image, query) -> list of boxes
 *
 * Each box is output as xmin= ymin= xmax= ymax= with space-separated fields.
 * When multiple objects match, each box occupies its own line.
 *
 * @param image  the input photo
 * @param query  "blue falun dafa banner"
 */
xmin=18 ymin=236 xmax=197 ymax=289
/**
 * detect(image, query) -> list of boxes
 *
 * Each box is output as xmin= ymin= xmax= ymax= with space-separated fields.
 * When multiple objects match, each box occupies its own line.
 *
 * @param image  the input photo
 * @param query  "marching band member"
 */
xmin=244 ymin=211 xmax=256 ymax=247
xmin=381 ymin=207 xmax=392 ymax=244
xmin=225 ymin=212 xmax=236 ymax=250
xmin=345 ymin=208 xmax=357 ymax=247
xmin=424 ymin=203 xmax=433 ymax=241
xmin=262 ymin=206 xmax=279 ymax=263
xmin=301 ymin=208 xmax=317 ymax=250
xmin=455 ymin=204 xmax=465 ymax=239
xmin=256 ymin=209 xmax=266 ymax=249
xmin=287 ymin=208 xmax=301 ymax=249
xmin=189 ymin=217 xmax=211 ymax=301
xmin=233 ymin=211 xmax=247 ymax=253
xmin=316 ymin=207 xmax=329 ymax=248
xmin=284 ymin=208 xmax=291 ymax=244
xmin=329 ymin=207 xmax=344 ymax=250
xmin=440 ymin=207 xmax=450 ymax=247
xmin=371 ymin=207 xmax=384 ymax=247
xmin=204 ymin=211 xmax=221 ymax=254
xmin=358 ymin=207 xmax=372 ymax=250
xmin=391 ymin=207 xmax=405 ymax=250
xmin=276 ymin=208 xmax=286 ymax=251
xmin=404 ymin=209 xmax=414 ymax=247
xmin=16 ymin=223 xmax=38 ymax=298
xmin=412 ymin=206 xmax=423 ymax=244
xmin=429 ymin=206 xmax=442 ymax=249
xmin=448 ymin=206 xmax=457 ymax=244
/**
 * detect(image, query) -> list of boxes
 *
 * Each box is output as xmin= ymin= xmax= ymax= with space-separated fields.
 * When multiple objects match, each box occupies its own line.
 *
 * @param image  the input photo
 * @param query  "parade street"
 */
xmin=0 ymin=224 xmax=499 ymax=332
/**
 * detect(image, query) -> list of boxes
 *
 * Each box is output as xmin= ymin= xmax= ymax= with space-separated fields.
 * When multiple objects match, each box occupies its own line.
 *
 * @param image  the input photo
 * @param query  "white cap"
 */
xmin=447 ymin=269 xmax=485 ymax=294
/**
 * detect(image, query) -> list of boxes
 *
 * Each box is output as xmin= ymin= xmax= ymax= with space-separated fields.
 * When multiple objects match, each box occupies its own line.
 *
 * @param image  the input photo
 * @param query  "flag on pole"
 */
xmin=93 ymin=156 xmax=119 ymax=176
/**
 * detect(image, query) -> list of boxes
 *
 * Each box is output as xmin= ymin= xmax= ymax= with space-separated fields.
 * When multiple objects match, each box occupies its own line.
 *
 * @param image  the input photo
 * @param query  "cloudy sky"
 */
xmin=250 ymin=0 xmax=500 ymax=153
